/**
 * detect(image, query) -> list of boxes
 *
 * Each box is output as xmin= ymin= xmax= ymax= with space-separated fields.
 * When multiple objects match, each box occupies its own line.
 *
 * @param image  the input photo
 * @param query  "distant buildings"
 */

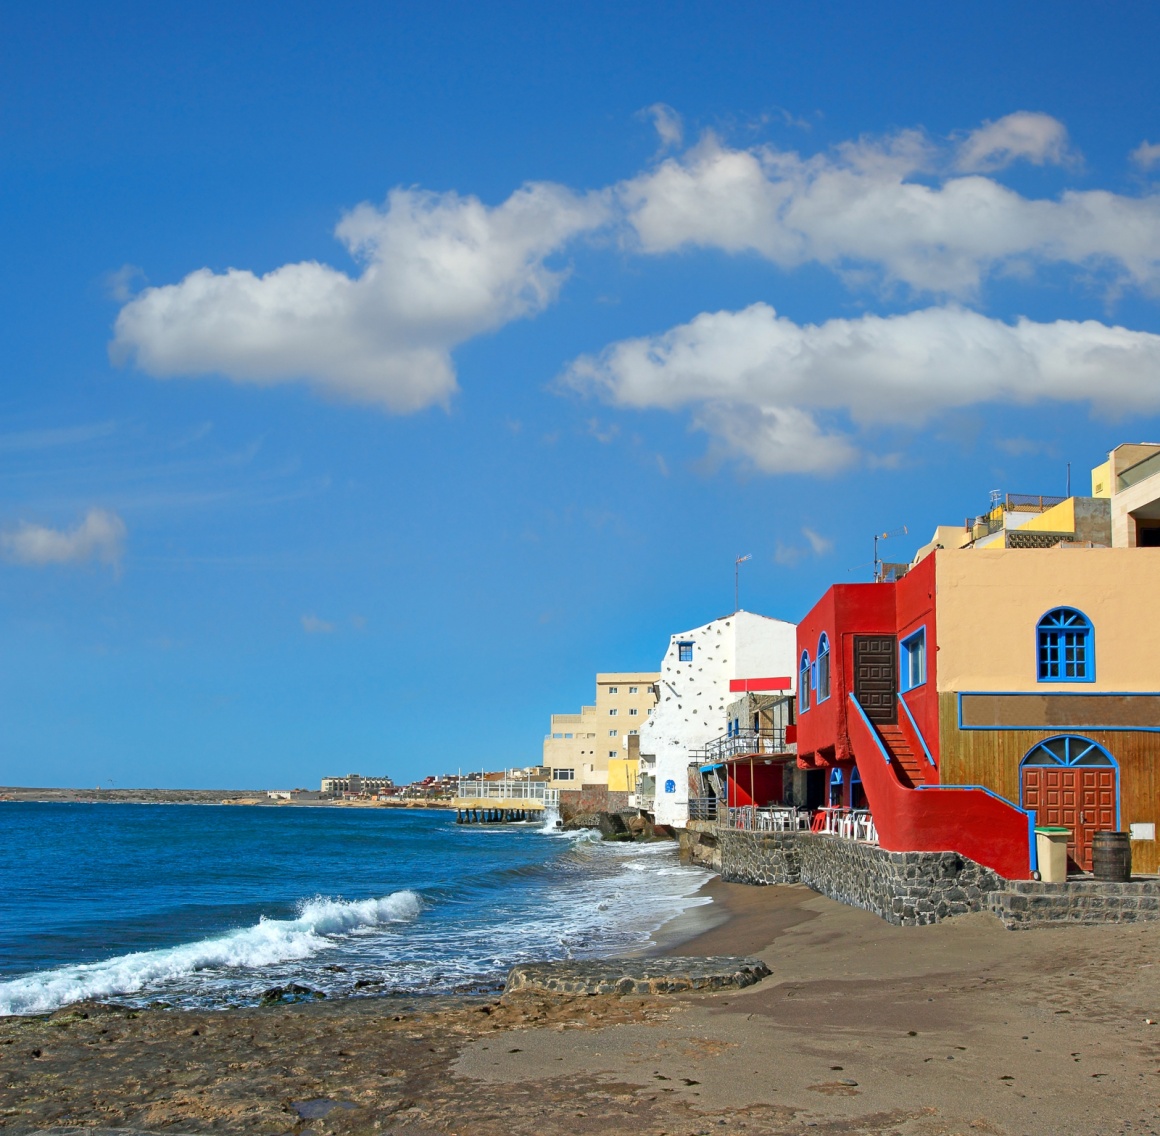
xmin=320 ymin=774 xmax=395 ymax=796
xmin=543 ymin=672 xmax=658 ymax=813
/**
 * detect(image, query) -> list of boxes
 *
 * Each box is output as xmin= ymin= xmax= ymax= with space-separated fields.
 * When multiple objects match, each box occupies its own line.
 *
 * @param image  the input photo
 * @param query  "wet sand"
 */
xmin=2 ymin=883 xmax=1158 ymax=1134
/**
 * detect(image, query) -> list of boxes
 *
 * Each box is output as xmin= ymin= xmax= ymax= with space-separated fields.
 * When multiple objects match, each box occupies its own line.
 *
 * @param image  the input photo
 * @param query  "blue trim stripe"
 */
xmin=848 ymin=692 xmax=891 ymax=764
xmin=957 ymin=691 xmax=1160 ymax=732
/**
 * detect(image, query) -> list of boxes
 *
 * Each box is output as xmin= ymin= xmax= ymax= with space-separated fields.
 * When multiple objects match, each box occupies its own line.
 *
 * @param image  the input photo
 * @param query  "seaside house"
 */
xmin=641 ymin=611 xmax=798 ymax=829
xmin=543 ymin=672 xmax=659 ymax=815
xmin=794 ymin=445 xmax=1160 ymax=879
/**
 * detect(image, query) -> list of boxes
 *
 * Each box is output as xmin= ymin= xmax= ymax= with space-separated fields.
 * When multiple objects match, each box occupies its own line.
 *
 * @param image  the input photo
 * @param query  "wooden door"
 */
xmin=853 ymin=635 xmax=897 ymax=724
xmin=1022 ymin=767 xmax=1117 ymax=871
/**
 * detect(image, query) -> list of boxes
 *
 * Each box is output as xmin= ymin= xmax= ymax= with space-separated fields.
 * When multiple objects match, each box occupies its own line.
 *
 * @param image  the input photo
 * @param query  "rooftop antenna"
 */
xmin=734 ymin=553 xmax=752 ymax=612
xmin=873 ymin=526 xmax=908 ymax=582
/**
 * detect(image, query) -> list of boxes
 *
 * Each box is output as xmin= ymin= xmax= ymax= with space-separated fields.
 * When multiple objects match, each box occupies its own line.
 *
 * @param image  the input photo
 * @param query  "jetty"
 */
xmin=452 ymin=778 xmax=559 ymax=824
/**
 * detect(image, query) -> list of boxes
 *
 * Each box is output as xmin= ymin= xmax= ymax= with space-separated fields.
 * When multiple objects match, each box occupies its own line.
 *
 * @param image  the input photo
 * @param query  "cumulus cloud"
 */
xmin=301 ymin=614 xmax=335 ymax=634
xmin=1131 ymin=140 xmax=1160 ymax=171
xmin=112 ymin=184 xmax=609 ymax=412
xmin=564 ymin=303 xmax=1160 ymax=473
xmin=1 ymin=508 xmax=126 ymax=568
xmin=618 ymin=127 xmax=1160 ymax=295
xmin=955 ymin=112 xmax=1075 ymax=172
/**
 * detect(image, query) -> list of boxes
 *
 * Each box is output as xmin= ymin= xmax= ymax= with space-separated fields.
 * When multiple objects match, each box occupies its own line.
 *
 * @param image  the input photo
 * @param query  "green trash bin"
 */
xmin=1035 ymin=826 xmax=1070 ymax=883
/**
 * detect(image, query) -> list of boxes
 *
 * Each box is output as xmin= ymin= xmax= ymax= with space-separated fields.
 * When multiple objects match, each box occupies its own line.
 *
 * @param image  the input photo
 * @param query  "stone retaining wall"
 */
xmin=990 ymin=879 xmax=1160 ymax=927
xmin=683 ymin=825 xmax=1160 ymax=927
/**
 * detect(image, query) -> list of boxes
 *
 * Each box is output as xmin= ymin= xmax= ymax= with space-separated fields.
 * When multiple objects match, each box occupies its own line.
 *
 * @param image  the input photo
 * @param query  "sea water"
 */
xmin=0 ymin=803 xmax=711 ymax=1016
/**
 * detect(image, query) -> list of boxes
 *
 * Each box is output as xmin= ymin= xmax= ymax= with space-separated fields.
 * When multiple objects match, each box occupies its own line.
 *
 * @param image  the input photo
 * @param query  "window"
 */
xmin=900 ymin=627 xmax=926 ymax=692
xmin=553 ymin=768 xmax=575 ymax=781
xmin=817 ymin=633 xmax=831 ymax=702
xmin=552 ymin=732 xmax=563 ymax=739
xmin=1021 ymin=735 xmax=1114 ymax=768
xmin=1037 ymin=608 xmax=1094 ymax=682
xmin=629 ymin=686 xmax=638 ymax=693
xmin=608 ymin=686 xmax=618 ymax=694
xmin=609 ymin=708 xmax=618 ymax=716
xmin=629 ymin=708 xmax=638 ymax=716
xmin=608 ymin=750 xmax=617 ymax=758
xmin=628 ymin=729 xmax=638 ymax=735
xmin=678 ymin=641 xmax=693 ymax=662
xmin=799 ymin=651 xmax=811 ymax=712
xmin=564 ymin=733 xmax=573 ymax=739
xmin=609 ymin=729 xmax=618 ymax=736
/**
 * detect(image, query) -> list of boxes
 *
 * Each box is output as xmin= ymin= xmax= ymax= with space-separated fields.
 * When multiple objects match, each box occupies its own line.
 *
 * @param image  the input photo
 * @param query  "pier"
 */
xmin=452 ymin=778 xmax=560 ymax=824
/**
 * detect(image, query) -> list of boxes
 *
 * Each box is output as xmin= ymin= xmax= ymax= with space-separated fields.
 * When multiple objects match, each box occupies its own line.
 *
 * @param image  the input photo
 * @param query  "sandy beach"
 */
xmin=2 ymin=881 xmax=1158 ymax=1135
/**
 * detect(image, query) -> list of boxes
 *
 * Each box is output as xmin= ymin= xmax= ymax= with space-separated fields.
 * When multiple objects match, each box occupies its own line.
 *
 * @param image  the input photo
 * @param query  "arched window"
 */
xmin=829 ymin=766 xmax=843 ymax=806
xmin=1021 ymin=735 xmax=1114 ymax=768
xmin=799 ymin=651 xmax=811 ymax=712
xmin=817 ymin=633 xmax=831 ymax=702
xmin=1037 ymin=608 xmax=1094 ymax=682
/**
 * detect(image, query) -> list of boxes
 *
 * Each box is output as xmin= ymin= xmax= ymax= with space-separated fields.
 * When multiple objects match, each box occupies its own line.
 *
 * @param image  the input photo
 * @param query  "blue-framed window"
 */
xmin=1021 ymin=735 xmax=1114 ymax=768
xmin=817 ymin=633 xmax=831 ymax=702
xmin=829 ymin=766 xmax=843 ymax=805
xmin=799 ymin=651 xmax=811 ymax=712
xmin=1037 ymin=608 xmax=1094 ymax=682
xmin=678 ymin=641 xmax=693 ymax=663
xmin=900 ymin=627 xmax=926 ymax=692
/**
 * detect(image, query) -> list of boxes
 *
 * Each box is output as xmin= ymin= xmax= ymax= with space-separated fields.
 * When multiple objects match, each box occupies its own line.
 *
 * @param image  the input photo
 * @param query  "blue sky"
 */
xmin=3 ymin=1 xmax=1160 ymax=788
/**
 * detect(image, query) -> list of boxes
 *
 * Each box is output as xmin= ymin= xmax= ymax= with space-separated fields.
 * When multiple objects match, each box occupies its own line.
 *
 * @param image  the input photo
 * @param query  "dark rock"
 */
xmin=504 ymin=956 xmax=771 ymax=997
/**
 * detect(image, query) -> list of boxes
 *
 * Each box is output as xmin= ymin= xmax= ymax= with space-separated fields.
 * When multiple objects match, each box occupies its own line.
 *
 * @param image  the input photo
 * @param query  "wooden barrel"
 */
xmin=1091 ymin=831 xmax=1132 ymax=882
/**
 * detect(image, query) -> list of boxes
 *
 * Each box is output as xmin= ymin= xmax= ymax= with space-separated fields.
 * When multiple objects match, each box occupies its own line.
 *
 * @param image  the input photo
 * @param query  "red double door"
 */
xmin=1022 ymin=767 xmax=1117 ymax=871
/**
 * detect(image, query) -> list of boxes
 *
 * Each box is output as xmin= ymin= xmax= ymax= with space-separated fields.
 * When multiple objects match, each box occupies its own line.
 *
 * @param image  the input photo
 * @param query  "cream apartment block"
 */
xmin=543 ymin=672 xmax=659 ymax=791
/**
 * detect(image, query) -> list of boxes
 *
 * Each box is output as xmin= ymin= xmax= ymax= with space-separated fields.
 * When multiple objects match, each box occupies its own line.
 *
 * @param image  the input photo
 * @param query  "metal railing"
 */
xmin=687 ymin=797 xmax=719 ymax=822
xmin=453 ymin=779 xmax=560 ymax=805
xmin=1118 ymin=449 xmax=1160 ymax=492
xmin=690 ymin=728 xmax=792 ymax=764
xmin=1005 ymin=493 xmax=1066 ymax=513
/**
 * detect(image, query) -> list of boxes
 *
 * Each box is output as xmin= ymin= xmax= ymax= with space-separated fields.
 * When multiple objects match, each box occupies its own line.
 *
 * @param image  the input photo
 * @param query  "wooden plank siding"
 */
xmin=938 ymin=693 xmax=1160 ymax=874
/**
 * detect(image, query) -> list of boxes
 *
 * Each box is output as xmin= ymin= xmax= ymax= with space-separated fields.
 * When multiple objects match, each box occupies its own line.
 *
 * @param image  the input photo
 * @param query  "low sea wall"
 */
xmin=680 ymin=827 xmax=1160 ymax=928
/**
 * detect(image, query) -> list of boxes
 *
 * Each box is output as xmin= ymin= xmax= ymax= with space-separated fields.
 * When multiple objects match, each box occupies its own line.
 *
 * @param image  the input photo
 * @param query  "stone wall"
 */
xmin=692 ymin=828 xmax=1001 ymax=927
xmin=990 ymin=879 xmax=1160 ymax=927
xmin=684 ymin=825 xmax=1160 ymax=928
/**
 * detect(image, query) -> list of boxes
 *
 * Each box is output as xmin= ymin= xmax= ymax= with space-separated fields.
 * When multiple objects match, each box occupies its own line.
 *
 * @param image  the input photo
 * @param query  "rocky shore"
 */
xmin=2 ymin=883 xmax=1158 ymax=1134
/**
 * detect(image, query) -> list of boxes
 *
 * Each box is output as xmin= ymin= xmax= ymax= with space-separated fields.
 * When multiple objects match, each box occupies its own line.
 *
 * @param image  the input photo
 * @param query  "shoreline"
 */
xmin=4 ymin=885 xmax=1156 ymax=1134
xmin=0 ymin=788 xmax=456 ymax=809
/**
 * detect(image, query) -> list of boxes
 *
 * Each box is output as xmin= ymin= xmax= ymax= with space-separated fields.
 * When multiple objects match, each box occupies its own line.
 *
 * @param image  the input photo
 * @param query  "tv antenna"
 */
xmin=873 ymin=526 xmax=908 ymax=581
xmin=734 ymin=553 xmax=751 ymax=612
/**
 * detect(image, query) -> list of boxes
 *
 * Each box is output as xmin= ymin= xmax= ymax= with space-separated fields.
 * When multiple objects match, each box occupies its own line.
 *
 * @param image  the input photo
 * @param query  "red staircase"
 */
xmin=875 ymin=723 xmax=928 ymax=788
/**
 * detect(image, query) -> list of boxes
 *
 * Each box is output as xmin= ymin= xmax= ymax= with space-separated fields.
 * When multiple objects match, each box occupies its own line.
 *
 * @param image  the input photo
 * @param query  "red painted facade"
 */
xmin=795 ymin=553 xmax=1034 ymax=879
xmin=724 ymin=759 xmax=784 ymax=808
xmin=728 ymin=677 xmax=792 ymax=693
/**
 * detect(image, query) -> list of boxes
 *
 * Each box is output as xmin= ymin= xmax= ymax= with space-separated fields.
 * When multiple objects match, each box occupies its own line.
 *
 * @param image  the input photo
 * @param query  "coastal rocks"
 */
xmin=259 ymin=983 xmax=326 ymax=1006
xmin=503 ymin=956 xmax=771 ymax=997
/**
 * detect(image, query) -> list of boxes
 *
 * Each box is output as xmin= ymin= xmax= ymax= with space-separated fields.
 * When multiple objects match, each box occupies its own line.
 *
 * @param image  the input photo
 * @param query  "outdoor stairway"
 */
xmin=875 ymin=723 xmax=928 ymax=788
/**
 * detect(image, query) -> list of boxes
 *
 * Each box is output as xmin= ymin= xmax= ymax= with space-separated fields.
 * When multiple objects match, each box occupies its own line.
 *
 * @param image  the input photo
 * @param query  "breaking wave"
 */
xmin=0 ymin=890 xmax=421 ymax=1017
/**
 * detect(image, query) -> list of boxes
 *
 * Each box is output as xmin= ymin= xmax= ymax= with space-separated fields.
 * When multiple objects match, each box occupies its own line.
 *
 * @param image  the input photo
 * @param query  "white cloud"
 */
xmin=564 ymin=303 xmax=1160 ymax=473
xmin=802 ymin=527 xmax=833 ymax=555
xmin=955 ymin=112 xmax=1074 ymax=172
xmin=642 ymin=103 xmax=684 ymax=150
xmin=1 ymin=508 xmax=126 ymax=568
xmin=112 ymin=183 xmax=609 ymax=412
xmin=301 ymin=614 xmax=335 ymax=634
xmin=618 ymin=127 xmax=1160 ymax=296
xmin=1131 ymin=140 xmax=1160 ymax=171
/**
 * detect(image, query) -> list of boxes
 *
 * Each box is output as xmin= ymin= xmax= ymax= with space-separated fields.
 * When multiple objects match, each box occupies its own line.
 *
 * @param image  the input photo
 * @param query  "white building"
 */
xmin=640 ymin=610 xmax=797 ymax=828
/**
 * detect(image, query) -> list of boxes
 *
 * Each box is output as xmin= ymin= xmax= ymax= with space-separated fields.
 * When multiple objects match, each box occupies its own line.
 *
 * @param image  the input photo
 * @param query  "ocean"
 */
xmin=0 ymin=802 xmax=712 ymax=1017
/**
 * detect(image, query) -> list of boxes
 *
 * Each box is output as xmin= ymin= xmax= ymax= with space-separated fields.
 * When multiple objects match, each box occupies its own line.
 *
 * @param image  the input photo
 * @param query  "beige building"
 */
xmin=543 ymin=672 xmax=659 ymax=792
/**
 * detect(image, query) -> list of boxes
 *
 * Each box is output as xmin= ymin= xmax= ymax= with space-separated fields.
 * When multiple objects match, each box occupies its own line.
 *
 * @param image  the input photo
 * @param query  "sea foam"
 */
xmin=0 ymin=890 xmax=421 ymax=1017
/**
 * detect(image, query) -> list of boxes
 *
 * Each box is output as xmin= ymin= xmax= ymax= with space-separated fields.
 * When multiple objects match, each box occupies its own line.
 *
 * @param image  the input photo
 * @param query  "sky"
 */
xmin=3 ymin=1 xmax=1160 ymax=789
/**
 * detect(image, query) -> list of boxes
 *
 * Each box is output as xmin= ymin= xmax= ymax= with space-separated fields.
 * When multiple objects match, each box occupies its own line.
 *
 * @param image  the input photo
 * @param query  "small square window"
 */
xmin=678 ymin=642 xmax=693 ymax=662
xmin=608 ymin=686 xmax=618 ymax=694
xmin=609 ymin=729 xmax=618 ymax=736
xmin=628 ymin=729 xmax=638 ymax=735
xmin=647 ymin=708 xmax=653 ymax=716
xmin=629 ymin=686 xmax=638 ymax=693
xmin=609 ymin=708 xmax=618 ymax=716
xmin=608 ymin=750 xmax=617 ymax=758
xmin=901 ymin=628 xmax=926 ymax=692
xmin=629 ymin=708 xmax=638 ymax=716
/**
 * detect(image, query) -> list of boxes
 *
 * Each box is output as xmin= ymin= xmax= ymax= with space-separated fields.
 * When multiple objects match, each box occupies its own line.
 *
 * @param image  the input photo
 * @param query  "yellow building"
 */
xmin=542 ymin=673 xmax=659 ymax=803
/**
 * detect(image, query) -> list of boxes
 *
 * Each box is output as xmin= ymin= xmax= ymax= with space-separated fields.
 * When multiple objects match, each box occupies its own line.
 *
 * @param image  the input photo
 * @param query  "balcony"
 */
xmin=689 ymin=728 xmax=794 ymax=765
